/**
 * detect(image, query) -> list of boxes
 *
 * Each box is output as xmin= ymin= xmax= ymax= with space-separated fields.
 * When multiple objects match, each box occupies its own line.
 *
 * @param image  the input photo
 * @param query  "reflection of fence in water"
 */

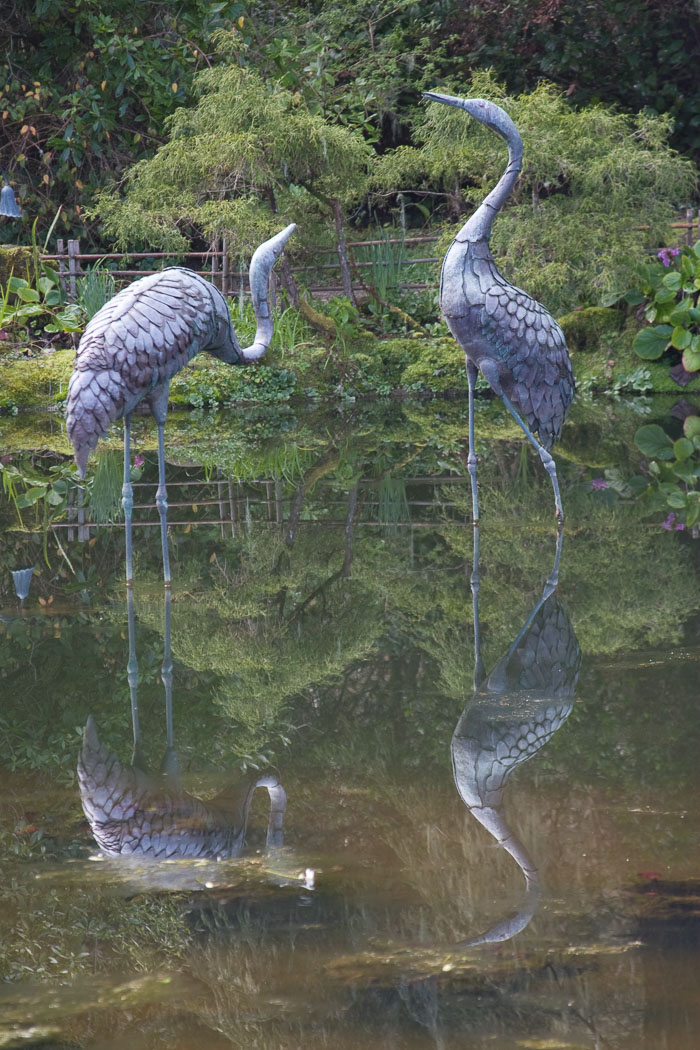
xmin=55 ymin=473 xmax=473 ymax=540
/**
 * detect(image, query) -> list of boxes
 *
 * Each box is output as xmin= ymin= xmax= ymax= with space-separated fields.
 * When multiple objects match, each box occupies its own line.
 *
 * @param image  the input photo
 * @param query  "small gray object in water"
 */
xmin=0 ymin=172 xmax=22 ymax=218
xmin=11 ymin=567 xmax=34 ymax=605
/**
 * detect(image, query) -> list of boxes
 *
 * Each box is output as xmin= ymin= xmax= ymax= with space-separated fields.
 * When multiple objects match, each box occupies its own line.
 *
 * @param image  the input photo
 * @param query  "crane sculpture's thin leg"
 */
xmin=126 ymin=581 xmax=146 ymax=769
xmin=160 ymin=584 xmax=180 ymax=782
xmin=543 ymin=526 xmax=564 ymax=599
xmin=471 ymin=521 xmax=485 ymax=689
xmin=499 ymin=393 xmax=564 ymax=524
xmin=122 ymin=415 xmax=135 ymax=587
xmin=155 ymin=420 xmax=172 ymax=588
xmin=466 ymin=360 xmax=479 ymax=524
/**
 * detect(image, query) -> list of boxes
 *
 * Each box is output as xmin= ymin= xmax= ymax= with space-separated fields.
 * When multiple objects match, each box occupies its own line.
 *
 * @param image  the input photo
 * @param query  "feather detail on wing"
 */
xmin=66 ymin=269 xmax=218 ymax=470
xmin=478 ymin=258 xmax=574 ymax=448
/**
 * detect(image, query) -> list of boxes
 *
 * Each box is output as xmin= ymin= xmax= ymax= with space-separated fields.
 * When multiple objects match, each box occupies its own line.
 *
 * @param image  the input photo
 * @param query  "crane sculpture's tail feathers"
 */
xmin=239 ymin=223 xmax=296 ymax=361
xmin=66 ymin=366 xmax=125 ymax=477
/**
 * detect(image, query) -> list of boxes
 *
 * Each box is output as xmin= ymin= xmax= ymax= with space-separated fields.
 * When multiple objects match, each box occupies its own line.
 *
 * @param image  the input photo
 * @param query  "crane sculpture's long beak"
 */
xmin=422 ymin=91 xmax=466 ymax=109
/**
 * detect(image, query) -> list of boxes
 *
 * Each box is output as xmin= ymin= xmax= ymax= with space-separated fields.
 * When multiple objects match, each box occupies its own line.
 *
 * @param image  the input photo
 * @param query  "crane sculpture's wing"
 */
xmin=66 ymin=269 xmax=220 ymax=467
xmin=478 ymin=256 xmax=574 ymax=449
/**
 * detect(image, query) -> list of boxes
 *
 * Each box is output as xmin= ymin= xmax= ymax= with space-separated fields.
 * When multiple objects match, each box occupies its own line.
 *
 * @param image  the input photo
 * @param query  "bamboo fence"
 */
xmin=46 ymin=207 xmax=700 ymax=303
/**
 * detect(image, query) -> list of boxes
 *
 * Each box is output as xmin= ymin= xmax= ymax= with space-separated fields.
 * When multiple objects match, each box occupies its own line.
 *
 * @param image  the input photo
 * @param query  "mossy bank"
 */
xmin=2 ymin=307 xmax=700 ymax=419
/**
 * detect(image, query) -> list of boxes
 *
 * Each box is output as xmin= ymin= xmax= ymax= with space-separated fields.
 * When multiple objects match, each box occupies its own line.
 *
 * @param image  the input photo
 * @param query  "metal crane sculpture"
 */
xmin=79 ymin=715 xmax=286 ymax=860
xmin=78 ymin=566 xmax=286 ymax=861
xmin=451 ymin=526 xmax=580 ymax=945
xmin=423 ymin=93 xmax=574 ymax=524
xmin=66 ymin=224 xmax=295 ymax=585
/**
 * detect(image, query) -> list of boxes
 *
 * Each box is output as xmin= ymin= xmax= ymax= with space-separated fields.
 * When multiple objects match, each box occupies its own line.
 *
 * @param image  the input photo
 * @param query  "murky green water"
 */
xmin=1 ymin=397 xmax=699 ymax=1049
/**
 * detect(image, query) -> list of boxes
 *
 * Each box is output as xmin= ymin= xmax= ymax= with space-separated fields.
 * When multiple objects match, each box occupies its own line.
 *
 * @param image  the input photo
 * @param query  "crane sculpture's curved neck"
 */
xmin=423 ymin=93 xmax=523 ymax=244
xmin=239 ymin=223 xmax=296 ymax=361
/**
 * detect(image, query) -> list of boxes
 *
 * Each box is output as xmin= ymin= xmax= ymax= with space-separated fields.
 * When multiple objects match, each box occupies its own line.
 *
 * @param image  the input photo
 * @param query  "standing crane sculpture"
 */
xmin=451 ymin=525 xmax=580 ymax=946
xmin=422 ymin=93 xmax=574 ymax=524
xmin=66 ymin=224 xmax=295 ymax=585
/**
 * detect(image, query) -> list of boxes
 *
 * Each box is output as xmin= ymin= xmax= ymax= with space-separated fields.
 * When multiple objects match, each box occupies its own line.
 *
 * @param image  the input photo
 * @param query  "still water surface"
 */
xmin=0 ymin=398 xmax=699 ymax=1049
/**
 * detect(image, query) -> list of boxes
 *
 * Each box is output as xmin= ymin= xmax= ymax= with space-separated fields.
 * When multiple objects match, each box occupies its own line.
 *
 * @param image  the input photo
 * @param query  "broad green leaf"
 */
xmin=662 ymin=271 xmax=681 ymax=290
xmin=653 ymin=287 xmax=676 ymax=304
xmin=635 ymin=424 xmax=674 ymax=460
xmin=7 ymin=276 xmax=30 ymax=294
xmin=673 ymin=437 xmax=694 ymax=461
xmin=633 ymin=325 xmax=672 ymax=360
xmin=687 ymin=502 xmax=700 ymax=528
xmin=673 ymin=461 xmax=695 ymax=482
xmin=666 ymin=490 xmax=688 ymax=510
xmin=628 ymin=475 xmax=650 ymax=495
xmin=17 ymin=286 xmax=41 ymax=303
xmin=669 ymin=301 xmax=690 ymax=325
xmin=681 ymin=348 xmax=700 ymax=372
xmin=683 ymin=415 xmax=700 ymax=439
xmin=671 ymin=326 xmax=692 ymax=350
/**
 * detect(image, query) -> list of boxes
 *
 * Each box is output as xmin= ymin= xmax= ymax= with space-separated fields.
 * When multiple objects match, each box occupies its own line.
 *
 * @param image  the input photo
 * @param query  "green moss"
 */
xmin=0 ymin=349 xmax=74 ymax=413
xmin=0 ymin=245 xmax=33 ymax=289
xmin=558 ymin=306 xmax=623 ymax=353
xmin=170 ymin=355 xmax=299 ymax=407
xmin=398 ymin=337 xmax=468 ymax=393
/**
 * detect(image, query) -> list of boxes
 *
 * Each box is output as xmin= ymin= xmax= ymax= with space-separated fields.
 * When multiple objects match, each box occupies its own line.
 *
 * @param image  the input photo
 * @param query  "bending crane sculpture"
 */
xmin=66 ymin=224 xmax=295 ymax=584
xmin=423 ymin=93 xmax=574 ymax=523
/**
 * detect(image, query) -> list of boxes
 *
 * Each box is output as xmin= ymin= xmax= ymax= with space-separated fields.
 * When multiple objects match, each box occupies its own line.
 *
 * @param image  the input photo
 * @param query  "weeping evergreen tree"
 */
xmin=92 ymin=65 xmax=374 ymax=315
xmin=372 ymin=72 xmax=697 ymax=312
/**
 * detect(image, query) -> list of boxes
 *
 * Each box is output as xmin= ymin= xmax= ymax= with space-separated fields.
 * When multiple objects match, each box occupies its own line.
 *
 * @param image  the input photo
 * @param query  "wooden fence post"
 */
xmin=222 ymin=236 xmax=229 ymax=298
xmin=67 ymin=239 xmax=80 ymax=301
xmin=211 ymin=239 xmax=219 ymax=291
xmin=56 ymin=238 xmax=67 ymax=298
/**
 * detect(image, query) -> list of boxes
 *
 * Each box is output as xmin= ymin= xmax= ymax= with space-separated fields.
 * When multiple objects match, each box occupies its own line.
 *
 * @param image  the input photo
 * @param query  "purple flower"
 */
xmin=134 ymin=454 xmax=145 ymax=468
xmin=657 ymin=247 xmax=680 ymax=267
xmin=591 ymin=478 xmax=609 ymax=490
xmin=662 ymin=512 xmax=686 ymax=531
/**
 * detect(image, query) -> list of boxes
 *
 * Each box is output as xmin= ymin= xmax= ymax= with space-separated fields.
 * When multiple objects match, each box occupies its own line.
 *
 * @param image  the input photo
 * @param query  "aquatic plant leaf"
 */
xmin=634 ymin=424 xmax=674 ymax=460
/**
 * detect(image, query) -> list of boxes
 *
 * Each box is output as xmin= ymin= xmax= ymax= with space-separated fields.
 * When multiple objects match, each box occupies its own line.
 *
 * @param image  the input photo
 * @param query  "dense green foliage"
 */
xmin=2 ymin=0 xmax=697 ymax=251
xmin=374 ymin=72 xmax=696 ymax=312
xmin=1 ymin=0 xmax=242 ymax=233
xmin=93 ymin=65 xmax=372 ymax=260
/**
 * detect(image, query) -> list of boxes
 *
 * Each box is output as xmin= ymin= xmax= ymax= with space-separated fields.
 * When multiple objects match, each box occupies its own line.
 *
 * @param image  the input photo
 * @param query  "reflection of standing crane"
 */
xmin=451 ymin=527 xmax=580 ymax=945
xmin=66 ymin=225 xmax=295 ymax=584
xmin=423 ymin=92 xmax=574 ymax=523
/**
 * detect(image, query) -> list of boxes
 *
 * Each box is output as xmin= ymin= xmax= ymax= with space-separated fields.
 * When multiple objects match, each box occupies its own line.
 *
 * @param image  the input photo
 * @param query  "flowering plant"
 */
xmin=628 ymin=241 xmax=700 ymax=378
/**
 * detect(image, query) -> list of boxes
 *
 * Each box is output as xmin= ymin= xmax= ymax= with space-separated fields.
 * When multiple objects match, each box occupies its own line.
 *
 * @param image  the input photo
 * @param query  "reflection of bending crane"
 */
xmin=451 ymin=527 xmax=580 ymax=945
xmin=78 ymin=524 xmax=286 ymax=859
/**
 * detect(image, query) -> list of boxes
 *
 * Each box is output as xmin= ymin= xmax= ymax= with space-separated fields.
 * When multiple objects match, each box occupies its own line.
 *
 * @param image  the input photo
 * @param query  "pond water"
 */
xmin=0 ymin=396 xmax=699 ymax=1050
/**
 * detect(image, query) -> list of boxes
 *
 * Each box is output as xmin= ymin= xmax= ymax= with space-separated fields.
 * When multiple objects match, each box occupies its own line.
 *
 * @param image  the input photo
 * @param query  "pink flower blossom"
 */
xmin=591 ymin=478 xmax=609 ymax=490
xmin=657 ymin=247 xmax=680 ymax=267
xmin=662 ymin=512 xmax=685 ymax=531
xmin=134 ymin=454 xmax=145 ymax=468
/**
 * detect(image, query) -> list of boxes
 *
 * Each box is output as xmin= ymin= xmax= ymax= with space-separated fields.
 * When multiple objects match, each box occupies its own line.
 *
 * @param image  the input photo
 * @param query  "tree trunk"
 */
xmin=332 ymin=197 xmax=357 ymax=306
xmin=278 ymin=254 xmax=336 ymax=338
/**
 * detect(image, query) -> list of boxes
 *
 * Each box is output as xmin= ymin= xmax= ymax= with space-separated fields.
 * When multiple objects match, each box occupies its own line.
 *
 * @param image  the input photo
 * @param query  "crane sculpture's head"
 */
xmin=422 ymin=93 xmax=521 ymax=153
